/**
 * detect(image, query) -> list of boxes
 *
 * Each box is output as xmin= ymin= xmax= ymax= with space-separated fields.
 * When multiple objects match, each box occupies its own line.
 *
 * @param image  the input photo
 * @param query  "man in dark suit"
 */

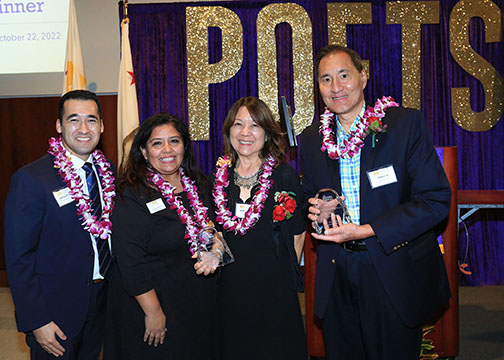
xmin=299 ymin=45 xmax=451 ymax=360
xmin=4 ymin=90 xmax=115 ymax=359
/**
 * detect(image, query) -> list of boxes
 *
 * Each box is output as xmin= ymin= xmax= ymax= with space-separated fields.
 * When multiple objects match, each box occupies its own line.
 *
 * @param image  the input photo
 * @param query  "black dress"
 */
xmin=104 ymin=185 xmax=216 ymax=360
xmin=212 ymin=162 xmax=307 ymax=360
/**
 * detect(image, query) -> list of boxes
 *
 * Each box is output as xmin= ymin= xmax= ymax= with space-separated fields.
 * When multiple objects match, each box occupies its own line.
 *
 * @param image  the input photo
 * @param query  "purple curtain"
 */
xmin=121 ymin=0 xmax=504 ymax=285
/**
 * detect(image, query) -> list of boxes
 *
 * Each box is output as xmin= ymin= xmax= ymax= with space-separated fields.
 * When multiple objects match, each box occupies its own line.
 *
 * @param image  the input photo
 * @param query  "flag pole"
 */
xmin=123 ymin=0 xmax=129 ymax=23
xmin=117 ymin=0 xmax=139 ymax=168
xmin=62 ymin=0 xmax=87 ymax=93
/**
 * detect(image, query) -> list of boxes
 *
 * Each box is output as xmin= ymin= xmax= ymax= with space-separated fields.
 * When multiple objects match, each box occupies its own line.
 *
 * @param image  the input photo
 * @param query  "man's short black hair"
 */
xmin=315 ymin=45 xmax=364 ymax=79
xmin=58 ymin=90 xmax=101 ymax=121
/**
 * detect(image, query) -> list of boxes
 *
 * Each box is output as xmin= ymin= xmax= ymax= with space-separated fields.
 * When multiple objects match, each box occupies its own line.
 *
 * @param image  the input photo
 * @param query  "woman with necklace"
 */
xmin=104 ymin=114 xmax=216 ymax=360
xmin=211 ymin=97 xmax=307 ymax=359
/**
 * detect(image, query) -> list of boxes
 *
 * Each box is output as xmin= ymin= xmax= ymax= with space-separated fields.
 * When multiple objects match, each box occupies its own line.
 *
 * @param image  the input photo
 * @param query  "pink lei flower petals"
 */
xmin=48 ymin=136 xmax=115 ymax=241
xmin=213 ymin=154 xmax=276 ymax=236
xmin=319 ymin=97 xmax=399 ymax=159
xmin=147 ymin=167 xmax=211 ymax=255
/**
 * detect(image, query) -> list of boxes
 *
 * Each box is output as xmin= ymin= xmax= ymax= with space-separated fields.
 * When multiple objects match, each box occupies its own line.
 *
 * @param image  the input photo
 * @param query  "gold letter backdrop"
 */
xmin=387 ymin=1 xmax=440 ymax=110
xmin=327 ymin=2 xmax=372 ymax=77
xmin=257 ymin=3 xmax=314 ymax=135
xmin=123 ymin=0 xmax=504 ymax=289
xmin=450 ymin=0 xmax=503 ymax=131
xmin=186 ymin=6 xmax=243 ymax=140
xmin=182 ymin=1 xmax=502 ymax=137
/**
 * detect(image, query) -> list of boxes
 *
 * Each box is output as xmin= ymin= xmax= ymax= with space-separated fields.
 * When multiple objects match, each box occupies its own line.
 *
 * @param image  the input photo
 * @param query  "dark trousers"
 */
xmin=26 ymin=281 xmax=108 ymax=360
xmin=322 ymin=248 xmax=421 ymax=360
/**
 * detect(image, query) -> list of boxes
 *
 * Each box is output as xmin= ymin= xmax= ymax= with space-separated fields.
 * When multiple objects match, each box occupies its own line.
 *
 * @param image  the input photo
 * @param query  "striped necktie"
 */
xmin=83 ymin=162 xmax=111 ymax=280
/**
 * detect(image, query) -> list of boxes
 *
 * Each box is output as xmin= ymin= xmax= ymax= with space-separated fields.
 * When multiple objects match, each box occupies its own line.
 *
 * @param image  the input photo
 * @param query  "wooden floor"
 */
xmin=0 ymin=289 xmax=305 ymax=360
xmin=0 ymin=288 xmax=28 ymax=360
xmin=0 ymin=287 xmax=502 ymax=360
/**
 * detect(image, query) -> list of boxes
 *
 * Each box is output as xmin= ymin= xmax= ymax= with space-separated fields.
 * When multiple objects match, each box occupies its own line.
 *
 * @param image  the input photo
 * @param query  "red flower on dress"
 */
xmin=273 ymin=191 xmax=297 ymax=223
xmin=284 ymin=198 xmax=296 ymax=213
xmin=273 ymin=205 xmax=286 ymax=221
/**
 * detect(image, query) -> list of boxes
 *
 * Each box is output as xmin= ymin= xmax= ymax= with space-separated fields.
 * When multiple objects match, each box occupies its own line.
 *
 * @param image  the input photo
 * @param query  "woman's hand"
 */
xmin=193 ymin=252 xmax=219 ymax=276
xmin=193 ymin=231 xmax=226 ymax=275
xmin=143 ymin=308 xmax=167 ymax=347
xmin=135 ymin=289 xmax=167 ymax=347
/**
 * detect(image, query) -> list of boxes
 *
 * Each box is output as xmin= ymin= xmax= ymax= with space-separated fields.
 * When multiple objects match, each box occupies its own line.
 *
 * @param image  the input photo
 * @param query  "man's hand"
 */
xmin=307 ymin=196 xmax=341 ymax=230
xmin=33 ymin=321 xmax=66 ymax=357
xmin=307 ymin=197 xmax=325 ymax=222
xmin=311 ymin=214 xmax=375 ymax=243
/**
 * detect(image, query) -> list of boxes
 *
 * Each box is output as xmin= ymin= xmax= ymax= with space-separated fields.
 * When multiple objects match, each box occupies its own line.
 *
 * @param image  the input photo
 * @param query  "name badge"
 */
xmin=367 ymin=165 xmax=397 ymax=189
xmin=53 ymin=187 xmax=73 ymax=207
xmin=146 ymin=198 xmax=166 ymax=214
xmin=235 ymin=203 xmax=251 ymax=219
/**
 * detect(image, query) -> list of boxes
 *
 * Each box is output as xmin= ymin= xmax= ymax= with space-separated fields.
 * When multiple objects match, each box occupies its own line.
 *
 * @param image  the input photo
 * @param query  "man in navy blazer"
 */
xmin=4 ymin=90 xmax=114 ymax=359
xmin=300 ymin=45 xmax=451 ymax=360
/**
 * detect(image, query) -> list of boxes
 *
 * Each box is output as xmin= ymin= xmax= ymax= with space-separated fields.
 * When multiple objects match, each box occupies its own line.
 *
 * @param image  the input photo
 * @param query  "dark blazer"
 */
xmin=299 ymin=107 xmax=451 ymax=328
xmin=4 ymin=154 xmax=107 ymax=336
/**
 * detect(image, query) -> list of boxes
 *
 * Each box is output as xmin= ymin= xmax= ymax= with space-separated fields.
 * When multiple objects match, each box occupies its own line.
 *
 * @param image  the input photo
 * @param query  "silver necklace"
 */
xmin=234 ymin=168 xmax=260 ymax=189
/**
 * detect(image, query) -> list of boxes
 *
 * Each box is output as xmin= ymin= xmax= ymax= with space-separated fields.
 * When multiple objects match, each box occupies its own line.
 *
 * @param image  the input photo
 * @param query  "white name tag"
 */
xmin=367 ymin=165 xmax=397 ymax=189
xmin=146 ymin=198 xmax=166 ymax=214
xmin=53 ymin=187 xmax=73 ymax=207
xmin=235 ymin=203 xmax=251 ymax=219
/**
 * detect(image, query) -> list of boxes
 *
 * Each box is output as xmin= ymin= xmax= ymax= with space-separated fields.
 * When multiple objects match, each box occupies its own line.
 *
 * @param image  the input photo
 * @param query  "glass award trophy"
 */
xmin=197 ymin=226 xmax=234 ymax=268
xmin=313 ymin=188 xmax=352 ymax=234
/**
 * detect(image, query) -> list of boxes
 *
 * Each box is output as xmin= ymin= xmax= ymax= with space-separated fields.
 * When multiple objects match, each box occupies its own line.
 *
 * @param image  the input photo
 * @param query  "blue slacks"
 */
xmin=26 ymin=280 xmax=107 ymax=360
xmin=322 ymin=248 xmax=422 ymax=360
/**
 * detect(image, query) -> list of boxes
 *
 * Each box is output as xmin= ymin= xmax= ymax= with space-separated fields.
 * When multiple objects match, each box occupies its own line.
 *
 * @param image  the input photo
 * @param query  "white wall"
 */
xmin=0 ymin=0 xmax=223 ymax=97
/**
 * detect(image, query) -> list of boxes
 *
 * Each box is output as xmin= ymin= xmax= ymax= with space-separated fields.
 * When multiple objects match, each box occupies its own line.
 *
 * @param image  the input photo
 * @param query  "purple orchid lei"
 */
xmin=147 ymin=167 xmax=212 ymax=254
xmin=320 ymin=96 xmax=399 ymax=159
xmin=48 ymin=136 xmax=115 ymax=240
xmin=212 ymin=154 xmax=276 ymax=236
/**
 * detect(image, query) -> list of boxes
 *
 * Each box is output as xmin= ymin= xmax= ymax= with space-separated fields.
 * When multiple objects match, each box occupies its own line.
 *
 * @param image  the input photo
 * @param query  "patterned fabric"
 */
xmin=83 ymin=162 xmax=102 ymax=217
xmin=336 ymin=106 xmax=365 ymax=225
xmin=83 ymin=162 xmax=111 ymax=280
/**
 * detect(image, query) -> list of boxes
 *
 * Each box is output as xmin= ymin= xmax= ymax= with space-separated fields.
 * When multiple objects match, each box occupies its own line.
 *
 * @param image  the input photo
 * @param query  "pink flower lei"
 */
xmin=319 ymin=96 xmax=399 ymax=159
xmin=213 ymin=154 xmax=276 ymax=236
xmin=147 ymin=167 xmax=211 ymax=254
xmin=48 ymin=136 xmax=115 ymax=240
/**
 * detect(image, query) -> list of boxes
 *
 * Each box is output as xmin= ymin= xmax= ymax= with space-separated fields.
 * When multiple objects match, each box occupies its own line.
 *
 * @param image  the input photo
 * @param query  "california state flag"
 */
xmin=117 ymin=19 xmax=139 ymax=162
xmin=62 ymin=0 xmax=86 ymax=93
